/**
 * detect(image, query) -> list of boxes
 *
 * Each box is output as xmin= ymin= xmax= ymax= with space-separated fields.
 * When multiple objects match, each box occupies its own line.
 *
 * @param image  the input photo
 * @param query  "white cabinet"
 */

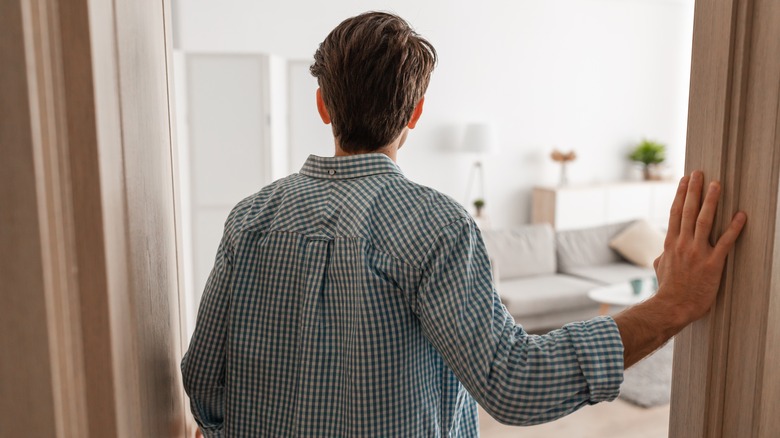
xmin=532 ymin=182 xmax=676 ymax=230
xmin=606 ymin=185 xmax=652 ymax=223
xmin=554 ymin=188 xmax=607 ymax=230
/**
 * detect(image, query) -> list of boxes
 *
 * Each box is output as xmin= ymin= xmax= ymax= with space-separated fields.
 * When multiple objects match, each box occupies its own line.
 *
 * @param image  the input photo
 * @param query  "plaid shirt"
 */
xmin=181 ymin=153 xmax=624 ymax=437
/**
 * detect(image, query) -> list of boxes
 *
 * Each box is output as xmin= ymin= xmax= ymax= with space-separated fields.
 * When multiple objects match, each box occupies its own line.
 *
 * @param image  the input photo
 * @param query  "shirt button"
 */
xmin=328 ymin=169 xmax=336 ymax=175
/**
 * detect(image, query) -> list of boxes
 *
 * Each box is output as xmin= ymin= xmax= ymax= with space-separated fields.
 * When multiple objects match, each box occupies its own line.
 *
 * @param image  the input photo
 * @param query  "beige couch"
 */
xmin=482 ymin=221 xmax=655 ymax=332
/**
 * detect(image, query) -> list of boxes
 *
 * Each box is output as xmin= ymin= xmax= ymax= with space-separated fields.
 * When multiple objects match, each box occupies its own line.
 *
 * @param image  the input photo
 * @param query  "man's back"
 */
xmin=182 ymin=153 xmax=624 ymax=437
xmin=184 ymin=154 xmax=478 ymax=436
xmin=257 ymin=154 xmax=477 ymax=435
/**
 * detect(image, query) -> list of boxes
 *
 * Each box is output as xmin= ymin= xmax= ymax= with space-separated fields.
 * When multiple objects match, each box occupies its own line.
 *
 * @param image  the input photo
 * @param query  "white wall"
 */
xmin=287 ymin=61 xmax=335 ymax=174
xmin=268 ymin=55 xmax=290 ymax=181
xmin=172 ymin=0 xmax=694 ymax=227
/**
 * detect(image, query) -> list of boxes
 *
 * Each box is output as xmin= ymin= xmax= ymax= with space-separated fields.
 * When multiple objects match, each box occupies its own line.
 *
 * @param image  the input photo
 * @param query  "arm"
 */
xmin=615 ymin=171 xmax=746 ymax=368
xmin=416 ymin=219 xmax=623 ymax=426
xmin=181 ymin=234 xmax=234 ymax=437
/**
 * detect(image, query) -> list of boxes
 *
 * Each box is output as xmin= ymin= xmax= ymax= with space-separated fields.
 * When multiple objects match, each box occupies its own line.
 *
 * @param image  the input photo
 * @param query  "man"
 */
xmin=182 ymin=11 xmax=746 ymax=437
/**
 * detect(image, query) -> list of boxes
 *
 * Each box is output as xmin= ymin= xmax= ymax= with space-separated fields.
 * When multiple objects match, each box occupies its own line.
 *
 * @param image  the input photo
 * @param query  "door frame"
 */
xmin=669 ymin=0 xmax=780 ymax=436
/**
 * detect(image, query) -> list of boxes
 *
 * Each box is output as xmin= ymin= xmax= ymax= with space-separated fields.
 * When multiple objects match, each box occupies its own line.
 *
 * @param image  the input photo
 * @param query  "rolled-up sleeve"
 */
xmin=181 ymin=233 xmax=234 ymax=438
xmin=416 ymin=218 xmax=623 ymax=426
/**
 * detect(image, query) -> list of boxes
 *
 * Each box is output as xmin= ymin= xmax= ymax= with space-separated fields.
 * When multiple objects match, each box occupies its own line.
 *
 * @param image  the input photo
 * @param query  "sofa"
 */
xmin=481 ymin=221 xmax=655 ymax=332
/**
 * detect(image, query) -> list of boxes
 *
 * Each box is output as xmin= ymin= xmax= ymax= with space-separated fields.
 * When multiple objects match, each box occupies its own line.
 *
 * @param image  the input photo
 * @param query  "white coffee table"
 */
xmin=588 ymin=281 xmax=655 ymax=315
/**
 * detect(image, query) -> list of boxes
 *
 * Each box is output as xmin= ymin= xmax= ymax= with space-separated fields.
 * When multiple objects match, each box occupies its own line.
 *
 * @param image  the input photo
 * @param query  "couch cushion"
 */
xmin=564 ymin=263 xmax=655 ymax=285
xmin=609 ymin=219 xmax=666 ymax=268
xmin=556 ymin=221 xmax=633 ymax=272
xmin=482 ymin=224 xmax=556 ymax=279
xmin=497 ymin=274 xmax=601 ymax=317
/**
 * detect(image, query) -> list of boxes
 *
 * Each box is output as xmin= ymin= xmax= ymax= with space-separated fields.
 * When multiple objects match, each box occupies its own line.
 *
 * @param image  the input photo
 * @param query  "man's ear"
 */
xmin=407 ymin=97 xmax=425 ymax=129
xmin=316 ymin=88 xmax=331 ymax=124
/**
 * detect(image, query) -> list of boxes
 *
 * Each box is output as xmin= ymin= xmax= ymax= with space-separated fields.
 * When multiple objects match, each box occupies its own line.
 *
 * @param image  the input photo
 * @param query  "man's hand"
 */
xmin=614 ymin=170 xmax=746 ymax=368
xmin=653 ymin=170 xmax=747 ymax=325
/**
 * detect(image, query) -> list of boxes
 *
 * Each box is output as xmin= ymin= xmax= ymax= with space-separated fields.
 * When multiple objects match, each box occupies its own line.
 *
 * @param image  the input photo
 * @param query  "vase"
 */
xmin=559 ymin=162 xmax=569 ymax=186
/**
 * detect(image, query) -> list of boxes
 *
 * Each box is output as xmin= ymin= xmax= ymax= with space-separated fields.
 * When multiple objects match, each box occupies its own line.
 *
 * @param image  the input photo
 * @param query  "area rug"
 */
xmin=619 ymin=340 xmax=674 ymax=408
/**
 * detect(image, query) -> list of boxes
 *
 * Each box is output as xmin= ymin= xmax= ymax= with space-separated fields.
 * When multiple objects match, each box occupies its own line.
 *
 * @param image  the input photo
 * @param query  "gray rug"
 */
xmin=619 ymin=340 xmax=674 ymax=408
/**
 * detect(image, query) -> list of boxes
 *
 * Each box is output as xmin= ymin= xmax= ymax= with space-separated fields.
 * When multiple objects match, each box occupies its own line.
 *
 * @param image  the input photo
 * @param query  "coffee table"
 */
xmin=588 ymin=281 xmax=655 ymax=315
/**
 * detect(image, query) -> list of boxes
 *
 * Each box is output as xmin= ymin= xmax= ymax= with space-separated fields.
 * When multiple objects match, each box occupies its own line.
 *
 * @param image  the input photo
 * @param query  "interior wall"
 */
xmin=288 ymin=60 xmax=335 ymax=174
xmin=172 ymin=0 xmax=694 ymax=228
xmin=269 ymin=55 xmax=290 ymax=181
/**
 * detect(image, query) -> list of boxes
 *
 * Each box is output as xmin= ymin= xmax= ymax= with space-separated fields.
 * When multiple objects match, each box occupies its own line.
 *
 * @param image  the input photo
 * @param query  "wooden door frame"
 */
xmin=1 ymin=0 xmax=188 ymax=436
xmin=670 ymin=0 xmax=780 ymax=436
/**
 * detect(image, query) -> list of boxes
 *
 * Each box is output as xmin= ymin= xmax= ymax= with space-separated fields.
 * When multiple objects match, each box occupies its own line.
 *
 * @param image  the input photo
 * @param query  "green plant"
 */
xmin=629 ymin=139 xmax=666 ymax=166
xmin=630 ymin=139 xmax=666 ymax=180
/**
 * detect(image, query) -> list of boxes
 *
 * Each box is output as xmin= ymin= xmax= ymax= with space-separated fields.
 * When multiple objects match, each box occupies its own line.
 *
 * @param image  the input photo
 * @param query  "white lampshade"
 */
xmin=461 ymin=123 xmax=497 ymax=154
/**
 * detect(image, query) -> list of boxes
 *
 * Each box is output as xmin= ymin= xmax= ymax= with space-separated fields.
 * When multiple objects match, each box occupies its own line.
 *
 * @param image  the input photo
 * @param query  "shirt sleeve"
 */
xmin=416 ymin=218 xmax=624 ymax=426
xmin=181 ymin=232 xmax=234 ymax=437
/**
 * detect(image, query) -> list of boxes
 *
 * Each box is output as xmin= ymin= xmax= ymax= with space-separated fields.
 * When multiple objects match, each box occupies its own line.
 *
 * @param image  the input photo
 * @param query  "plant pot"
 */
xmin=643 ymin=165 xmax=652 ymax=181
xmin=643 ymin=164 xmax=666 ymax=181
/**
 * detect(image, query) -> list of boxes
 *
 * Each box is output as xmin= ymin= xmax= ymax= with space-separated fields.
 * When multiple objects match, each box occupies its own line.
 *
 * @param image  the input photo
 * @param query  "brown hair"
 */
xmin=310 ymin=12 xmax=437 ymax=153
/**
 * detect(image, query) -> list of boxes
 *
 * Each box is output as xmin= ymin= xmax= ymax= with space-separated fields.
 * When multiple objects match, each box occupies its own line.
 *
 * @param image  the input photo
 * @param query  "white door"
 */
xmin=180 ymin=53 xmax=272 ymax=338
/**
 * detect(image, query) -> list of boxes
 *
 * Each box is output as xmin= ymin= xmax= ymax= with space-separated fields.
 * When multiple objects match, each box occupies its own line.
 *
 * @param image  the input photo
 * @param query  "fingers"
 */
xmin=713 ymin=212 xmax=747 ymax=260
xmin=680 ymin=171 xmax=704 ymax=239
xmin=666 ymin=176 xmax=689 ymax=240
xmin=694 ymin=181 xmax=721 ymax=243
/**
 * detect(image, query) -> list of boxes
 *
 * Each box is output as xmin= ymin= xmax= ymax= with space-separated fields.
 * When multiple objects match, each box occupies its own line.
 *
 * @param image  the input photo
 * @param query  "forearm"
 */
xmin=469 ymin=317 xmax=624 ymax=426
xmin=613 ymin=290 xmax=688 ymax=368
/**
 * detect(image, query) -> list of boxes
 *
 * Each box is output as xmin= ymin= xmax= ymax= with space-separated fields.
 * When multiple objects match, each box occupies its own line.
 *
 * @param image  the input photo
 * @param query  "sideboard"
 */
xmin=531 ymin=181 xmax=677 ymax=230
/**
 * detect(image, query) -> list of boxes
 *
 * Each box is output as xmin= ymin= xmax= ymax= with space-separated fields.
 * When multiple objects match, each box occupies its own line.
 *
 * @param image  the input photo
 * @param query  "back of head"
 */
xmin=310 ymin=12 xmax=437 ymax=153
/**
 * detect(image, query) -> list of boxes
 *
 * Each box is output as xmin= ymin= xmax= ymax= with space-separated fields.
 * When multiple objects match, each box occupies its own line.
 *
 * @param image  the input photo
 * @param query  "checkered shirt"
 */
xmin=181 ymin=153 xmax=624 ymax=437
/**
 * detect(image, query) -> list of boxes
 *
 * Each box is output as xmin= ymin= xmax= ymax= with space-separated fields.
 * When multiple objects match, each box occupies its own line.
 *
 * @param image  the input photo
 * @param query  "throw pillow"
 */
xmin=609 ymin=219 xmax=665 ymax=268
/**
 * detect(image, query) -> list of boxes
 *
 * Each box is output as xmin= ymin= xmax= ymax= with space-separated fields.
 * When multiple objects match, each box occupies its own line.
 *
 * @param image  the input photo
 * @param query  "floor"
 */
xmin=478 ymin=400 xmax=670 ymax=438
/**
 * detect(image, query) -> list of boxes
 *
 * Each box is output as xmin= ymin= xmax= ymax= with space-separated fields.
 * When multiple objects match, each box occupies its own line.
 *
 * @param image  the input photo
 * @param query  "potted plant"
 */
xmin=629 ymin=139 xmax=666 ymax=180
xmin=473 ymin=198 xmax=486 ymax=218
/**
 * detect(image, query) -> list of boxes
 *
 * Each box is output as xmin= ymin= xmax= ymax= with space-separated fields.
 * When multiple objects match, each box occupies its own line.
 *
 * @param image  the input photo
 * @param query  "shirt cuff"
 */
xmin=563 ymin=316 xmax=624 ymax=404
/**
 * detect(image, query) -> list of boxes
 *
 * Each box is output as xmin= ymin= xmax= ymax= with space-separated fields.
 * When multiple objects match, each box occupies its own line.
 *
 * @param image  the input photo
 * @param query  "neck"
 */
xmin=333 ymin=127 xmax=410 ymax=163
xmin=334 ymin=142 xmax=399 ymax=162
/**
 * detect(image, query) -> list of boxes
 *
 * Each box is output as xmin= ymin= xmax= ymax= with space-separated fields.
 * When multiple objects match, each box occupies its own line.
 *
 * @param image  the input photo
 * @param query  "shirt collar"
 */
xmin=299 ymin=154 xmax=403 ymax=180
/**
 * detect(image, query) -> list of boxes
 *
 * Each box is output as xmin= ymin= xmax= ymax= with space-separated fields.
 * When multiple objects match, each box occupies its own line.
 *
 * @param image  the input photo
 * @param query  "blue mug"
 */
xmin=630 ymin=278 xmax=644 ymax=296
